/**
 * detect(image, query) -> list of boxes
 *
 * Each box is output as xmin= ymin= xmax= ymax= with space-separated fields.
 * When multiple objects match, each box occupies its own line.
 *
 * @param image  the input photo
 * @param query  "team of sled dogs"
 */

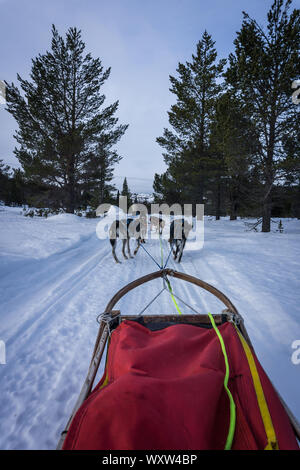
xmin=109 ymin=215 xmax=192 ymax=264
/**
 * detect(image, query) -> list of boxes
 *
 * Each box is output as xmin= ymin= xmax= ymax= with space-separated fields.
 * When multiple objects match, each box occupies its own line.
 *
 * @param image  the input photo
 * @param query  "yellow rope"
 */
xmin=234 ymin=325 xmax=278 ymax=450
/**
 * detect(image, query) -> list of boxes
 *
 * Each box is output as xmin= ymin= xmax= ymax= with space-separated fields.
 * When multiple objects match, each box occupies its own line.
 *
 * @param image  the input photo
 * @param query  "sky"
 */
xmin=0 ymin=0 xmax=282 ymax=193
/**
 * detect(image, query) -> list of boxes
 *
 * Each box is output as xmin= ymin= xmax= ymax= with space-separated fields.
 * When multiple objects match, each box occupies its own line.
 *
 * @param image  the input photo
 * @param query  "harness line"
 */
xmin=103 ymin=230 xmax=237 ymax=449
xmin=207 ymin=312 xmax=236 ymax=450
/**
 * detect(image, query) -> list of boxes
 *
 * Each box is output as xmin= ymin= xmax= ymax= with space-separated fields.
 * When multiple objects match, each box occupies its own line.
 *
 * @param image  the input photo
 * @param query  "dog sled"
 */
xmin=57 ymin=269 xmax=300 ymax=450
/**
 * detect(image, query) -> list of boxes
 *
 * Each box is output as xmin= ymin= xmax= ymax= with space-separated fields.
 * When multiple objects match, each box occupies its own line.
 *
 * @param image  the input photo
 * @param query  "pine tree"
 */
xmin=83 ymin=143 xmax=121 ymax=207
xmin=115 ymin=189 xmax=120 ymax=205
xmin=0 ymin=159 xmax=10 ymax=176
xmin=5 ymin=25 xmax=128 ymax=213
xmin=9 ymin=169 xmax=26 ymax=206
xmin=0 ymin=159 xmax=11 ymax=204
xmin=209 ymin=92 xmax=259 ymax=220
xmin=279 ymin=113 xmax=300 ymax=218
xmin=156 ymin=31 xmax=226 ymax=206
xmin=153 ymin=172 xmax=180 ymax=204
xmin=225 ymin=0 xmax=300 ymax=231
xmin=277 ymin=219 xmax=284 ymax=232
xmin=121 ymin=177 xmax=132 ymax=206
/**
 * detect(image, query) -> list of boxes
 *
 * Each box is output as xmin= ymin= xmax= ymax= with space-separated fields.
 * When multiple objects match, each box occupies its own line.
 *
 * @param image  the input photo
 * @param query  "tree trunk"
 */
xmin=66 ymin=154 xmax=76 ymax=214
xmin=295 ymin=184 xmax=300 ymax=219
xmin=262 ymin=116 xmax=275 ymax=233
xmin=229 ymin=197 xmax=238 ymax=220
xmin=215 ymin=178 xmax=221 ymax=220
xmin=262 ymin=189 xmax=272 ymax=232
xmin=197 ymin=173 xmax=205 ymax=205
xmin=66 ymin=186 xmax=75 ymax=213
xmin=66 ymin=174 xmax=75 ymax=213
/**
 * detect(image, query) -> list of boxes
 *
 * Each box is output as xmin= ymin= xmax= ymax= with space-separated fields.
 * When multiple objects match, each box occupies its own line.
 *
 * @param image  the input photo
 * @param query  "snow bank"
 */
xmin=0 ymin=206 xmax=98 ymax=260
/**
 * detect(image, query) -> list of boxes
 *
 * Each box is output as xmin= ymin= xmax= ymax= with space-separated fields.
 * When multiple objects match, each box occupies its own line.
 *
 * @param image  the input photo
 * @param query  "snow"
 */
xmin=0 ymin=205 xmax=299 ymax=449
xmin=0 ymin=209 xmax=96 ymax=260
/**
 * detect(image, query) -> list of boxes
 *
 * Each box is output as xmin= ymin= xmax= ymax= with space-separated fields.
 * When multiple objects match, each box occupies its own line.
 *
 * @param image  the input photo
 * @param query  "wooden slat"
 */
xmin=121 ymin=314 xmax=224 ymax=325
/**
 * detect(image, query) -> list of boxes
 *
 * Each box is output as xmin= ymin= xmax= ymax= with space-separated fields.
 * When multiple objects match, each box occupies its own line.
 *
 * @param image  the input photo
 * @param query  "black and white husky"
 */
xmin=109 ymin=217 xmax=145 ymax=263
xmin=169 ymin=218 xmax=192 ymax=263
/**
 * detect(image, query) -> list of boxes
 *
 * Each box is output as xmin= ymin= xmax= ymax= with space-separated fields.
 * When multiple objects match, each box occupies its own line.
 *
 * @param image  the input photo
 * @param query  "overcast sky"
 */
xmin=0 ymin=0 xmax=276 ymax=192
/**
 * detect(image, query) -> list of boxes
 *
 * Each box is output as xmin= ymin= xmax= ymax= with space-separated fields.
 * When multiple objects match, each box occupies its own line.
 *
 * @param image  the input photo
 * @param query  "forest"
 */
xmin=1 ymin=0 xmax=299 ymax=232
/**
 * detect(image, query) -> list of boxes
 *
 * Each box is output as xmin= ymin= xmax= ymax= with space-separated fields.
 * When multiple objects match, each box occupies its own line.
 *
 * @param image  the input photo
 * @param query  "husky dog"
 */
xmin=150 ymin=215 xmax=165 ymax=235
xmin=169 ymin=219 xmax=192 ymax=262
xmin=109 ymin=217 xmax=145 ymax=263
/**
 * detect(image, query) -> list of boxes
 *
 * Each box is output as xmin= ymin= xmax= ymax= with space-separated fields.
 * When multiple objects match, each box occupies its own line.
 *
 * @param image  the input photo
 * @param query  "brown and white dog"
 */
xmin=150 ymin=215 xmax=165 ymax=235
xmin=109 ymin=217 xmax=146 ymax=263
xmin=169 ymin=218 xmax=192 ymax=262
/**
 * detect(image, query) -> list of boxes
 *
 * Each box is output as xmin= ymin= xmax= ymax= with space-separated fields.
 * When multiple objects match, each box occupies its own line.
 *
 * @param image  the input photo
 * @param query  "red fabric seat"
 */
xmin=63 ymin=320 xmax=298 ymax=450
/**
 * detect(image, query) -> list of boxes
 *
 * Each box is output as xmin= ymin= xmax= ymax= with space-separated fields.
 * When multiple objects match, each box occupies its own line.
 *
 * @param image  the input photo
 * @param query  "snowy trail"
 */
xmin=0 ymin=209 xmax=299 ymax=449
xmin=0 ymin=236 xmax=164 ymax=449
xmin=0 ymin=222 xmax=185 ymax=449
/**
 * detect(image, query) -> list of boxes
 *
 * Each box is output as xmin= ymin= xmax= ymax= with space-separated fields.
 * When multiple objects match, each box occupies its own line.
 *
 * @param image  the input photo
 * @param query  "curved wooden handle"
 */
xmin=104 ymin=268 xmax=238 ymax=314
xmin=90 ymin=269 xmax=240 ymax=360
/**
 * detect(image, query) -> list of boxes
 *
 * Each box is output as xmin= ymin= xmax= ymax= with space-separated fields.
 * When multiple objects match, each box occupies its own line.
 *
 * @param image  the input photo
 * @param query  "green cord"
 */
xmin=158 ymin=233 xmax=182 ymax=315
xmin=208 ymin=312 xmax=236 ymax=450
xmin=159 ymin=235 xmax=235 ymax=447
xmin=159 ymin=233 xmax=164 ymax=268
xmin=165 ymin=276 xmax=182 ymax=316
xmin=161 ymin=241 xmax=235 ymax=448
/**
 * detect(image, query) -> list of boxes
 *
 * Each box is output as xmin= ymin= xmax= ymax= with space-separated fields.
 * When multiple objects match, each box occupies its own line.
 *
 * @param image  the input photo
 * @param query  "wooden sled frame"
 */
xmin=57 ymin=269 xmax=300 ymax=449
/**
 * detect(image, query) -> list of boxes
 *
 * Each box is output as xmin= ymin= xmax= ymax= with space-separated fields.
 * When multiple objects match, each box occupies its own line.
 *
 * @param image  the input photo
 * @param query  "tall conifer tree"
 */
xmin=156 ymin=31 xmax=226 ymax=205
xmin=5 ymin=25 xmax=128 ymax=213
xmin=209 ymin=92 xmax=259 ymax=219
xmin=121 ymin=177 xmax=132 ymax=206
xmin=225 ymin=0 xmax=299 ymax=231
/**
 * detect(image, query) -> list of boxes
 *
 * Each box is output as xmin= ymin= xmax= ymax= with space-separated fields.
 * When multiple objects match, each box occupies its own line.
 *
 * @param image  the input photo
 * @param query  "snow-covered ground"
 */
xmin=0 ymin=205 xmax=299 ymax=449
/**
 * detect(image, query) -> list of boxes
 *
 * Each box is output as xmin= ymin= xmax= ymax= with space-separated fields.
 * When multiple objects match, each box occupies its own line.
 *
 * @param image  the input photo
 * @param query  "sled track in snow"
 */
xmin=2 ymin=241 xmax=111 ymax=356
xmin=1 ymin=221 xmax=299 ymax=450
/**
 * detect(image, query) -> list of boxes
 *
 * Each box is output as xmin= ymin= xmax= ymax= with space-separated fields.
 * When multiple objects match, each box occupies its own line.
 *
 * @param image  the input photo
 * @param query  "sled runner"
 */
xmin=57 ymin=269 xmax=300 ymax=450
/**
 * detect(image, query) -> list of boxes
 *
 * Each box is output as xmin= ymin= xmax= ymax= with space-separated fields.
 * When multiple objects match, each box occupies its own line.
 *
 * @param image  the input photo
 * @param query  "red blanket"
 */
xmin=63 ymin=320 xmax=298 ymax=450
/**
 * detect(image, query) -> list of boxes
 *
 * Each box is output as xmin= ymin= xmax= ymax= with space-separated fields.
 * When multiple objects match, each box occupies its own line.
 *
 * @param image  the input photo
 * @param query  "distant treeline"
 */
xmin=0 ymin=163 xmax=153 ymax=213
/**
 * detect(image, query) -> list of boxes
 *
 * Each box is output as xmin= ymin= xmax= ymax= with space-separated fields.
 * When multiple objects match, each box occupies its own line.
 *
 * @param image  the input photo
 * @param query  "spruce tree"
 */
xmin=225 ymin=0 xmax=300 ymax=231
xmin=209 ymin=92 xmax=259 ymax=219
xmin=5 ymin=25 xmax=128 ymax=213
xmin=153 ymin=172 xmax=180 ymax=204
xmin=0 ymin=160 xmax=11 ymax=204
xmin=115 ymin=189 xmax=120 ymax=205
xmin=9 ymin=169 xmax=26 ymax=206
xmin=121 ymin=177 xmax=132 ymax=206
xmin=280 ymin=112 xmax=300 ymax=218
xmin=83 ymin=143 xmax=121 ymax=207
xmin=156 ymin=31 xmax=226 ymax=206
